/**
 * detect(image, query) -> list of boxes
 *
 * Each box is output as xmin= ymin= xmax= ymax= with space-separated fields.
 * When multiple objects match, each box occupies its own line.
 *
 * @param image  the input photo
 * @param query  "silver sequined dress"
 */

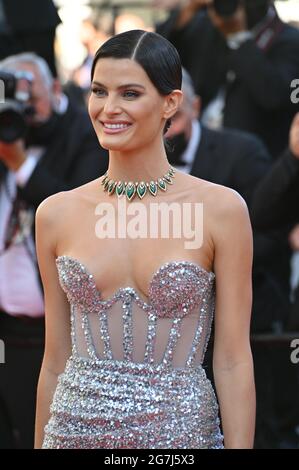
xmin=42 ymin=255 xmax=224 ymax=449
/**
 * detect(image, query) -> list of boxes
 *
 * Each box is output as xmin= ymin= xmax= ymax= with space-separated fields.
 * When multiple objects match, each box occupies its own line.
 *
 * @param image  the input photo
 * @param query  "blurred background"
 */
xmin=53 ymin=0 xmax=299 ymax=81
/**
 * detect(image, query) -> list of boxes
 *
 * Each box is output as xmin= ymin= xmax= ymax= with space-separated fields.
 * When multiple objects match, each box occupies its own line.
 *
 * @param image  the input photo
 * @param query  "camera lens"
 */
xmin=0 ymin=70 xmax=32 ymax=142
xmin=0 ymin=104 xmax=27 ymax=142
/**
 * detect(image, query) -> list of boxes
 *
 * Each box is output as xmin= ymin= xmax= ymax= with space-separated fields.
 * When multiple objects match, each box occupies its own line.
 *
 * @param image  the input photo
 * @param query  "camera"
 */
xmin=0 ymin=70 xmax=35 ymax=143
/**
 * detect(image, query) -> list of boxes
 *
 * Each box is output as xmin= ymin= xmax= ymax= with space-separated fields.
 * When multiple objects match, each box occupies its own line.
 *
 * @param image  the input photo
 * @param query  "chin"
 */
xmin=101 ymin=142 xmax=125 ymax=151
xmin=101 ymin=142 xmax=130 ymax=152
xmin=99 ymin=136 xmax=137 ymax=152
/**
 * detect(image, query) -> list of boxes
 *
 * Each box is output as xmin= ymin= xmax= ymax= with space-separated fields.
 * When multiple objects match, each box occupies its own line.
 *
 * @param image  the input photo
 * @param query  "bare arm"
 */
xmin=210 ymin=187 xmax=255 ymax=449
xmin=34 ymin=194 xmax=72 ymax=449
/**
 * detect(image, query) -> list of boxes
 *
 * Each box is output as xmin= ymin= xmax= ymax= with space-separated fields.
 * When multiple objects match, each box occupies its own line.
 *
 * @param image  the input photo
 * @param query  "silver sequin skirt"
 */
xmin=42 ymin=355 xmax=224 ymax=449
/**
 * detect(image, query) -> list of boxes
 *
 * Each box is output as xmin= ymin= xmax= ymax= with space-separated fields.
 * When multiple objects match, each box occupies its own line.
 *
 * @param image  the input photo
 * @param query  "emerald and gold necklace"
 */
xmin=101 ymin=166 xmax=176 ymax=201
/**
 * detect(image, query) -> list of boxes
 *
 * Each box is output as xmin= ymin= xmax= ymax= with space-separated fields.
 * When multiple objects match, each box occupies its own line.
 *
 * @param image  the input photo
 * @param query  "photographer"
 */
xmin=0 ymin=53 xmax=108 ymax=448
xmin=252 ymin=113 xmax=299 ymax=230
xmin=156 ymin=0 xmax=299 ymax=159
xmin=250 ymin=113 xmax=299 ymax=448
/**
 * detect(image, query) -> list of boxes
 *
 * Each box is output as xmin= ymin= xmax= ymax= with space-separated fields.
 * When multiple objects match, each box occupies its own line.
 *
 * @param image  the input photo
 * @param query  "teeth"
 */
xmin=104 ymin=123 xmax=130 ymax=129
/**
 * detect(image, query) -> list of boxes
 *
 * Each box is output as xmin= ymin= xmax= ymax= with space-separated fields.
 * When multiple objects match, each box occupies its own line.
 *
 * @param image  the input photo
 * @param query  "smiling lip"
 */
xmin=101 ymin=121 xmax=132 ymax=134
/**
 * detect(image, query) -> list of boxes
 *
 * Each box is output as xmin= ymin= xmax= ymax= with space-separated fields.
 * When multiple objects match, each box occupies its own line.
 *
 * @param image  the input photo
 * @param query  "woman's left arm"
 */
xmin=210 ymin=187 xmax=255 ymax=449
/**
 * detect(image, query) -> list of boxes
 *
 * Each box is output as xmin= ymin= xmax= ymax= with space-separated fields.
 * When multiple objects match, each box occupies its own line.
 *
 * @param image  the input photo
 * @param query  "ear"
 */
xmin=163 ymin=90 xmax=183 ymax=120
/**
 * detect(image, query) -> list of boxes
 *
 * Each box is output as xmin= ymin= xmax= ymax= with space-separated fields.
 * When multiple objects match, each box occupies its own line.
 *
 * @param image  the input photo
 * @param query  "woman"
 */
xmin=34 ymin=30 xmax=255 ymax=449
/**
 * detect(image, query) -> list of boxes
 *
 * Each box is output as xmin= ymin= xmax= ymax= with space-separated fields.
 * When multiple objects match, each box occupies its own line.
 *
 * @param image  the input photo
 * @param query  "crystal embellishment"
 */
xmin=42 ymin=255 xmax=224 ymax=449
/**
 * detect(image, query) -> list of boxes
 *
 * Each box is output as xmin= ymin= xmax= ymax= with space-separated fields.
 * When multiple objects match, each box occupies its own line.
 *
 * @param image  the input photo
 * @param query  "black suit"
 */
xmin=251 ymin=147 xmax=299 ymax=332
xmin=189 ymin=126 xmax=270 ymax=205
xmin=251 ymin=149 xmax=299 ymax=446
xmin=251 ymin=149 xmax=299 ymax=230
xmin=1 ymin=0 xmax=61 ymax=75
xmin=157 ymin=9 xmax=299 ymax=159
xmin=0 ymin=101 xmax=108 ymax=449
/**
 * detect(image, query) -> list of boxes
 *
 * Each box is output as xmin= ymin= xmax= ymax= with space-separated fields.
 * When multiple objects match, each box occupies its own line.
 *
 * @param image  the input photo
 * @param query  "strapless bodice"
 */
xmin=56 ymin=255 xmax=215 ymax=316
xmin=42 ymin=256 xmax=223 ymax=449
xmin=56 ymin=255 xmax=216 ymax=369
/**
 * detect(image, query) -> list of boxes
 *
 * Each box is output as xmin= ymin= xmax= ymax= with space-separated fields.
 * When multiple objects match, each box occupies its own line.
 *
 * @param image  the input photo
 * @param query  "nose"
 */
xmin=103 ymin=94 xmax=121 ymax=115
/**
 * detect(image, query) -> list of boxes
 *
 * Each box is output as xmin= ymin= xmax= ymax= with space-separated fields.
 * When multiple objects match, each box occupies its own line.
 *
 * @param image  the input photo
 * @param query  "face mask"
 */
xmin=166 ymin=132 xmax=189 ymax=165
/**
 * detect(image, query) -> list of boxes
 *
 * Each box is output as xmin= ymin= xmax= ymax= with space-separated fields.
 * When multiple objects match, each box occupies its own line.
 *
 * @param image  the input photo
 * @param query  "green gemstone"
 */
xmin=108 ymin=180 xmax=116 ymax=194
xmin=101 ymin=175 xmax=108 ymax=186
xmin=164 ymin=174 xmax=173 ymax=184
xmin=157 ymin=178 xmax=166 ymax=191
xmin=126 ymin=183 xmax=136 ymax=201
xmin=104 ymin=179 xmax=110 ymax=191
xmin=116 ymin=182 xmax=124 ymax=196
xmin=137 ymin=182 xmax=147 ymax=199
xmin=149 ymin=181 xmax=157 ymax=196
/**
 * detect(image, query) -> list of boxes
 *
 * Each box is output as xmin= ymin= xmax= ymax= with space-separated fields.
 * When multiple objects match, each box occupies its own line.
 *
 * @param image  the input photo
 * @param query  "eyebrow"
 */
xmin=92 ymin=81 xmax=146 ymax=90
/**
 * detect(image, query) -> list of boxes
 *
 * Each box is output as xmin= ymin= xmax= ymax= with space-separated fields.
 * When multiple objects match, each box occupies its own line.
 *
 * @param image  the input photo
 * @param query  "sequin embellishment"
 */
xmin=42 ymin=255 xmax=224 ymax=449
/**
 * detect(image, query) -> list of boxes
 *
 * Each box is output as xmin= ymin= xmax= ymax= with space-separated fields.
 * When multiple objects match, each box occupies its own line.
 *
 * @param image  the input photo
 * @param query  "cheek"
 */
xmin=88 ymin=96 xmax=99 ymax=122
xmin=135 ymin=99 xmax=163 ymax=130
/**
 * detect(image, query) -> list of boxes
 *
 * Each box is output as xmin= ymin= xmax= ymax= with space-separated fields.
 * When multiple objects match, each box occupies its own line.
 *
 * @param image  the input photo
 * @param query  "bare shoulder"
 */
xmin=187 ymin=176 xmax=248 ymax=219
xmin=182 ymin=176 xmax=251 ymax=247
xmin=205 ymin=182 xmax=248 ymax=216
xmin=196 ymin=181 xmax=252 ymax=257
xmin=36 ymin=191 xmax=74 ymax=228
xmin=36 ymin=180 xmax=98 ymax=224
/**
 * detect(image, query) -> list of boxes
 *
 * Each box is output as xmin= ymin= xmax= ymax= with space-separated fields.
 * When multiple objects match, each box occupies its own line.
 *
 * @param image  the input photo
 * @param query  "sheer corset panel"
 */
xmin=56 ymin=255 xmax=215 ymax=369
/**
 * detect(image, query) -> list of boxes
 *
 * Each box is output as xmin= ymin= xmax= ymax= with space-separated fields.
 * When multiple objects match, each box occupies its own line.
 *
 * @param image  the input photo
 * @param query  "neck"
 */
xmin=106 ymin=138 xmax=171 ymax=182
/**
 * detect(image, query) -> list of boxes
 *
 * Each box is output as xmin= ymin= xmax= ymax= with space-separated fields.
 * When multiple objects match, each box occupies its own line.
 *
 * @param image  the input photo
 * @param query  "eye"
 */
xmin=123 ymin=90 xmax=140 ymax=99
xmin=91 ymin=87 xmax=106 ymax=97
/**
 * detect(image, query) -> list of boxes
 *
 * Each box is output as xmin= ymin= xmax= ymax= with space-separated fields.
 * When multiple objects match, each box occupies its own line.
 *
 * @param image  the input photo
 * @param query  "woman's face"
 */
xmin=88 ymin=58 xmax=169 ymax=152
